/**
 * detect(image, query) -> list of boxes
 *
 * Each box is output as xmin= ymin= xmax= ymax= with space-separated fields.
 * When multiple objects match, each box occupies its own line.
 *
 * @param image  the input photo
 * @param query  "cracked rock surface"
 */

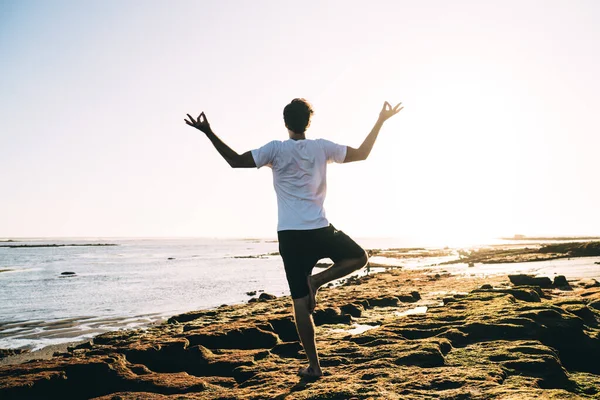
xmin=1 ymin=268 xmax=599 ymax=399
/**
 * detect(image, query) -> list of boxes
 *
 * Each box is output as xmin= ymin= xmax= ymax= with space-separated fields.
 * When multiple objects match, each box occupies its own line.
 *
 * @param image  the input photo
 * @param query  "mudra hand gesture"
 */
xmin=378 ymin=101 xmax=403 ymax=122
xmin=185 ymin=112 xmax=212 ymax=134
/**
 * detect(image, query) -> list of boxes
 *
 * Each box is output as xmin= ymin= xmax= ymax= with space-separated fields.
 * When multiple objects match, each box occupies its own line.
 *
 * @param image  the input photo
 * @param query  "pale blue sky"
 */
xmin=1 ymin=0 xmax=599 ymax=242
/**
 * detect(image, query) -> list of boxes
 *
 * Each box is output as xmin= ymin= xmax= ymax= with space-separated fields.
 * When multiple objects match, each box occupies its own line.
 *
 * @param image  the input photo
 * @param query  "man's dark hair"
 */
xmin=283 ymin=98 xmax=314 ymax=134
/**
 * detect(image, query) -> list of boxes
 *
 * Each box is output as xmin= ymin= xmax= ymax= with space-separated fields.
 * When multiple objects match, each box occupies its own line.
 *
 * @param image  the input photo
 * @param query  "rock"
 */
xmin=68 ymin=341 xmax=93 ymax=352
xmin=579 ymin=278 xmax=600 ymax=288
xmin=539 ymin=241 xmax=600 ymax=257
xmin=0 ymin=348 xmax=28 ymax=360
xmin=258 ymin=293 xmax=276 ymax=301
xmin=587 ymin=300 xmax=600 ymax=312
xmin=187 ymin=327 xmax=279 ymax=350
xmin=473 ymin=287 xmax=541 ymax=302
xmin=268 ymin=317 xmax=298 ymax=342
xmin=562 ymin=304 xmax=597 ymax=326
xmin=368 ymin=296 xmax=399 ymax=307
xmin=60 ymin=271 xmax=76 ymax=275
xmin=508 ymin=274 xmax=552 ymax=288
xmin=394 ymin=343 xmax=446 ymax=368
xmin=340 ymin=303 xmax=363 ymax=317
xmin=245 ymin=291 xmax=256 ymax=296
xmin=248 ymin=298 xmax=258 ymax=303
xmin=480 ymin=284 xmax=493 ymax=289
xmin=270 ymin=342 xmax=302 ymax=358
xmin=397 ymin=292 xmax=420 ymax=303
xmin=553 ymin=275 xmax=570 ymax=288
xmin=167 ymin=309 xmax=217 ymax=324
xmin=313 ymin=307 xmax=352 ymax=326
xmin=167 ymin=257 xmax=175 ymax=260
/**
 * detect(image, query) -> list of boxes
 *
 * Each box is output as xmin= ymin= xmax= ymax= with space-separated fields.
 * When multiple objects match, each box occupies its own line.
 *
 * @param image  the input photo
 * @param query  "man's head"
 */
xmin=283 ymin=98 xmax=313 ymax=135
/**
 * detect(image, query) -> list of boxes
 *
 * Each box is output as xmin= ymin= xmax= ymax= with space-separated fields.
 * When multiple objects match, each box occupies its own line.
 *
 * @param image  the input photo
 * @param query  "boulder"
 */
xmin=508 ymin=274 xmax=552 ymax=288
xmin=258 ymin=293 xmax=276 ymax=301
xmin=553 ymin=275 xmax=570 ymax=288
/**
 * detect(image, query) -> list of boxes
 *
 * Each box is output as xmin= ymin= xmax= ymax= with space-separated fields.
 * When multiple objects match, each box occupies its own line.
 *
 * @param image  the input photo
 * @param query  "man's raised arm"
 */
xmin=185 ymin=112 xmax=256 ymax=168
xmin=344 ymin=101 xmax=403 ymax=163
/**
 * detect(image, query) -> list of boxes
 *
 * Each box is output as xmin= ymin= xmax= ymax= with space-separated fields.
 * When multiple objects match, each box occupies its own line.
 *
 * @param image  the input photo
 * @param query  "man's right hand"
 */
xmin=378 ymin=101 xmax=403 ymax=122
xmin=185 ymin=112 xmax=212 ymax=135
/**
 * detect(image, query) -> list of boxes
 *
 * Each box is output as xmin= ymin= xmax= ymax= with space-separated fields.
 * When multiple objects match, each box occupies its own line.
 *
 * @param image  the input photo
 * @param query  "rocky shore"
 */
xmin=1 ymin=263 xmax=599 ymax=399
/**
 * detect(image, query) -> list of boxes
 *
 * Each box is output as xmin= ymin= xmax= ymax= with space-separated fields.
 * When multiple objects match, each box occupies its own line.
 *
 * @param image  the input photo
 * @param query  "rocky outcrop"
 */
xmin=508 ymin=274 xmax=553 ymax=288
xmin=0 ymin=349 xmax=27 ymax=361
xmin=1 ymin=268 xmax=599 ymax=399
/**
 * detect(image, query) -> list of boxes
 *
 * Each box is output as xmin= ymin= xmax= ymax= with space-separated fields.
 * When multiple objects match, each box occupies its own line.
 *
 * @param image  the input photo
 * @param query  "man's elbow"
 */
xmin=356 ymin=150 xmax=369 ymax=161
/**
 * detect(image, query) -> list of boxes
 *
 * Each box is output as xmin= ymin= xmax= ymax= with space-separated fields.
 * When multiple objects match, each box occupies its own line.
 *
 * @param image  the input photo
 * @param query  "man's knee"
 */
xmin=340 ymin=250 xmax=368 ymax=270
xmin=357 ymin=250 xmax=369 ymax=267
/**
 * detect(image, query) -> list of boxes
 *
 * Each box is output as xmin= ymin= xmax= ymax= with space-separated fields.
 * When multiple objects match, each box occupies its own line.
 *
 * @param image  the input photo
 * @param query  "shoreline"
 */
xmin=2 ymin=241 xmax=600 ymax=365
xmin=0 ymin=341 xmax=88 ymax=367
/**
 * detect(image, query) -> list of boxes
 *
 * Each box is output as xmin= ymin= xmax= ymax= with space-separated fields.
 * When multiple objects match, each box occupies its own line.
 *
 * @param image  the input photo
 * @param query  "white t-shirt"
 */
xmin=251 ymin=138 xmax=347 ymax=231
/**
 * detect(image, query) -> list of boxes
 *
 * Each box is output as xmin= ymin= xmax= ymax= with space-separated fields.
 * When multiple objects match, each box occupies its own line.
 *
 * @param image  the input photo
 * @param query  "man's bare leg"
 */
xmin=308 ymin=252 xmax=368 ymax=312
xmin=292 ymin=296 xmax=323 ymax=377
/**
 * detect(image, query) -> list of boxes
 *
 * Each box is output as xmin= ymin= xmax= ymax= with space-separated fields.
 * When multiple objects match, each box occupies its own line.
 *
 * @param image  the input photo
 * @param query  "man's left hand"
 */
xmin=185 ymin=112 xmax=212 ymax=134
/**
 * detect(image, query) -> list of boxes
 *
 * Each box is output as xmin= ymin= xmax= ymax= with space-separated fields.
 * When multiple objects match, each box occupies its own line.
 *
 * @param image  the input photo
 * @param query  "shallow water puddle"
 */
xmin=395 ymin=306 xmax=428 ymax=317
xmin=331 ymin=323 xmax=380 ymax=335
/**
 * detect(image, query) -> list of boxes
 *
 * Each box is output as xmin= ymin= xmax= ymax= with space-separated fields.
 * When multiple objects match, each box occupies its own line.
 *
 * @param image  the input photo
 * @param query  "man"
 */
xmin=185 ymin=98 xmax=402 ymax=377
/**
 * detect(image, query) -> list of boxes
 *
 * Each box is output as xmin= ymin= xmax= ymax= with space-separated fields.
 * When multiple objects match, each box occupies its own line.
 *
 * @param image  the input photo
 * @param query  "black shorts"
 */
xmin=277 ymin=224 xmax=365 ymax=299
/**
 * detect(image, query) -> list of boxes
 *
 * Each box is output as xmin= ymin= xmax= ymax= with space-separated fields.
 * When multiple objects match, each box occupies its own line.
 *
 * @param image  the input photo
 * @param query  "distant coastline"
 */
xmin=0 ymin=243 xmax=118 ymax=248
xmin=501 ymin=235 xmax=600 ymax=241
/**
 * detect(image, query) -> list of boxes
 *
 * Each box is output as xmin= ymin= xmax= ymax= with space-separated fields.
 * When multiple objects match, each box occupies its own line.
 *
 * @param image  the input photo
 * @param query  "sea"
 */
xmin=1 ymin=237 xmax=599 ymax=352
xmin=0 ymin=237 xmax=418 ymax=351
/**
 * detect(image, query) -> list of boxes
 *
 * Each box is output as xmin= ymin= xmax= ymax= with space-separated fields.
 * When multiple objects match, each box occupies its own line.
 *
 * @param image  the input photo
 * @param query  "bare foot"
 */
xmin=307 ymin=276 xmax=318 ymax=313
xmin=298 ymin=365 xmax=323 ymax=378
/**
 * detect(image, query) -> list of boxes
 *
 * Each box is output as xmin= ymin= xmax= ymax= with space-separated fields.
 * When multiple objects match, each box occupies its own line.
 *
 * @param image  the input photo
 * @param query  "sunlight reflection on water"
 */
xmin=395 ymin=306 xmax=428 ymax=317
xmin=331 ymin=323 xmax=380 ymax=335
